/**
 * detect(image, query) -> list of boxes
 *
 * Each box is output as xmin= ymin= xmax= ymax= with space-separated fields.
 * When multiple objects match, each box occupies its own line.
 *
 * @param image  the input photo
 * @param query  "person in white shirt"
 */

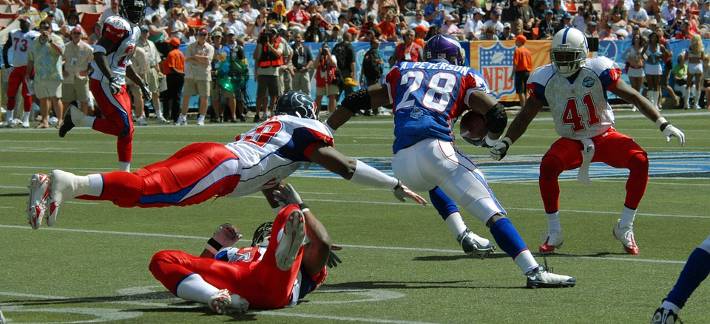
xmin=240 ymin=1 xmax=260 ymax=25
xmin=483 ymin=9 xmax=504 ymax=35
xmin=628 ymin=0 xmax=649 ymax=28
xmin=225 ymin=10 xmax=247 ymax=36
xmin=98 ymin=0 xmax=121 ymax=30
xmin=42 ymin=0 xmax=65 ymax=27
xmin=144 ymin=0 xmax=167 ymax=24
xmin=463 ymin=8 xmax=484 ymax=40
xmin=408 ymin=10 xmax=430 ymax=29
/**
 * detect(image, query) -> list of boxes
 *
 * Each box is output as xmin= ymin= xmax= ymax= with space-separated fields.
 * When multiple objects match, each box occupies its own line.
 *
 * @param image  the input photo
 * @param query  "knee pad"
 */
xmin=539 ymin=155 xmax=564 ymax=180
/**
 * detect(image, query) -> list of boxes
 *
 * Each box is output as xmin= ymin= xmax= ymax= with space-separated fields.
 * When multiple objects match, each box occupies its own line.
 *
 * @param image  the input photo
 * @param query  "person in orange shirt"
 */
xmin=377 ymin=13 xmax=397 ymax=42
xmin=161 ymin=37 xmax=185 ymax=122
xmin=511 ymin=34 xmax=532 ymax=107
xmin=413 ymin=25 xmax=428 ymax=47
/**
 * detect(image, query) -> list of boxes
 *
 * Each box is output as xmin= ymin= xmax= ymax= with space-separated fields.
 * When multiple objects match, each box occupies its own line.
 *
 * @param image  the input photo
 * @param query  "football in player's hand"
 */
xmin=459 ymin=112 xmax=487 ymax=145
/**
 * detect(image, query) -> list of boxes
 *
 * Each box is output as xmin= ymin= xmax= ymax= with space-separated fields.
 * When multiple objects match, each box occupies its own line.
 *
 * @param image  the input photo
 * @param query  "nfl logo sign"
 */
xmin=479 ymin=42 xmax=515 ymax=99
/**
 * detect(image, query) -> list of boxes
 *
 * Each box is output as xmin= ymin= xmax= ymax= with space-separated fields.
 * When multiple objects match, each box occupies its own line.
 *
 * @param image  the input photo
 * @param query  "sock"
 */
xmin=155 ymin=100 xmax=164 ymax=118
xmin=197 ymin=114 xmax=205 ymax=123
xmin=5 ymin=109 xmax=13 ymax=123
xmin=648 ymin=90 xmax=657 ymax=107
xmin=489 ymin=217 xmax=534 ymax=273
xmin=82 ymin=115 xmax=96 ymax=127
xmin=661 ymin=300 xmax=681 ymax=314
xmin=619 ymin=206 xmax=636 ymax=229
xmin=446 ymin=213 xmax=468 ymax=240
xmin=176 ymin=273 xmax=219 ymax=304
xmin=665 ymin=246 xmax=710 ymax=309
xmin=86 ymin=174 xmax=103 ymax=197
xmin=118 ymin=161 xmax=131 ymax=172
xmin=22 ymin=111 xmax=30 ymax=124
xmin=547 ymin=211 xmax=561 ymax=233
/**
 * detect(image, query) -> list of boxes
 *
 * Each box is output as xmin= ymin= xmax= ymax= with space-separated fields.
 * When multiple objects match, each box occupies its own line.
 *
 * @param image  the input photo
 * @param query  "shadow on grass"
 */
xmin=3 ymin=291 xmax=181 ymax=307
xmin=134 ymin=307 xmax=259 ymax=321
xmin=535 ymin=251 xmax=631 ymax=258
xmin=0 ymin=192 xmax=27 ymax=197
xmin=413 ymin=252 xmax=510 ymax=261
xmin=323 ymin=280 xmax=525 ymax=290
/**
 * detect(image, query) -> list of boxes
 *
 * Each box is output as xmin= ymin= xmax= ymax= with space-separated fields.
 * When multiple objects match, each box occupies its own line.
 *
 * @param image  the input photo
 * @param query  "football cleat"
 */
xmin=27 ymin=173 xmax=51 ymax=229
xmin=209 ymin=289 xmax=249 ymax=315
xmin=650 ymin=307 xmax=680 ymax=324
xmin=135 ymin=116 xmax=148 ymax=126
xmin=613 ymin=221 xmax=639 ymax=255
xmin=275 ymin=210 xmax=306 ymax=271
xmin=46 ymin=170 xmax=75 ymax=227
xmin=457 ymin=229 xmax=495 ymax=258
xmin=526 ymin=265 xmax=576 ymax=288
xmin=539 ymin=231 xmax=564 ymax=254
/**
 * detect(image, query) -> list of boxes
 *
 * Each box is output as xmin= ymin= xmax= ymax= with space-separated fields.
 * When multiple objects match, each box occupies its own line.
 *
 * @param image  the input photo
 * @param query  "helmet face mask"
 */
xmin=251 ymin=221 xmax=273 ymax=247
xmin=275 ymin=91 xmax=317 ymax=120
xmin=120 ymin=0 xmax=146 ymax=25
xmin=550 ymin=28 xmax=588 ymax=77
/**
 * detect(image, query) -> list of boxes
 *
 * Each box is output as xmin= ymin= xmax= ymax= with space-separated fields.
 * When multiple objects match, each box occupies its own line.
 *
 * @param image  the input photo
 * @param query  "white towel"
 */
xmin=577 ymin=138 xmax=595 ymax=184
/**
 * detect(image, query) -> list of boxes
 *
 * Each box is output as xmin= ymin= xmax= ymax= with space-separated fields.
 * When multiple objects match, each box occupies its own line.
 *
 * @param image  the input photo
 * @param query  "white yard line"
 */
xmin=0 ymin=224 xmax=687 ymax=265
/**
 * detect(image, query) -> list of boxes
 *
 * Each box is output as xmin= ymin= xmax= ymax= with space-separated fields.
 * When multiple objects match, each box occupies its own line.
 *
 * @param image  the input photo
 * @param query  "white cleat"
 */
xmin=27 ymin=174 xmax=51 ymax=229
xmin=526 ymin=265 xmax=576 ymax=288
xmin=135 ymin=116 xmax=148 ymax=126
xmin=613 ymin=221 xmax=640 ymax=255
xmin=458 ymin=229 xmax=495 ymax=257
xmin=209 ymin=289 xmax=249 ymax=315
xmin=21 ymin=120 xmax=30 ymax=128
xmin=46 ymin=170 xmax=76 ymax=227
xmin=275 ymin=210 xmax=306 ymax=271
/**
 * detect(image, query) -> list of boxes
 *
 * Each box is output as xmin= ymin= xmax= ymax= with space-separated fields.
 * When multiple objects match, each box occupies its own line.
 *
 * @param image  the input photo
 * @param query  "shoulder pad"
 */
xmin=585 ymin=56 xmax=619 ymax=75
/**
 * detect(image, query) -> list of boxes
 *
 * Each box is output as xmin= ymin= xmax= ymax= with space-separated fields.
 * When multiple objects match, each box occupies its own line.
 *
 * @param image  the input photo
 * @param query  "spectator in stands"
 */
xmin=62 ymin=26 xmax=93 ymax=116
xmin=225 ymin=10 xmax=246 ymax=36
xmin=550 ymin=0 xmax=567 ymax=21
xmin=28 ymin=21 xmax=64 ymax=129
xmin=539 ymin=9 xmax=557 ymax=39
xmin=323 ymin=1 xmax=340 ymax=25
xmin=484 ymin=8 xmax=504 ymax=34
xmin=511 ymin=34 xmax=532 ymax=108
xmin=348 ymin=0 xmax=366 ymax=26
xmin=480 ymin=25 xmax=498 ymax=40
xmin=463 ymin=7 xmax=484 ymax=40
xmin=314 ymin=43 xmax=338 ymax=114
xmin=394 ymin=29 xmax=422 ymax=62
xmin=161 ymin=37 xmax=185 ymax=123
xmin=304 ymin=14 xmax=326 ymax=41
xmin=377 ymin=0 xmax=399 ymax=19
xmin=423 ymin=0 xmax=445 ymax=27
xmin=661 ymin=0 xmax=678 ymax=24
xmin=625 ymin=33 xmax=646 ymax=96
xmin=18 ymin=0 xmax=40 ymax=26
xmin=332 ymin=31 xmax=356 ymax=98
xmin=413 ymin=25 xmax=428 ymax=46
xmin=240 ymin=1 xmax=260 ymax=25
xmin=147 ymin=14 xmax=168 ymax=43
xmin=179 ymin=27 xmax=214 ymax=126
xmin=250 ymin=14 xmax=267 ymax=40
xmin=700 ymin=0 xmax=710 ymax=25
xmin=609 ymin=11 xmax=629 ymax=39
xmin=442 ymin=14 xmax=462 ymax=39
xmin=43 ymin=0 xmax=65 ymax=28
xmin=410 ymin=10 xmax=430 ymax=29
xmin=517 ymin=0 xmax=536 ymax=34
xmin=557 ymin=12 xmax=573 ymax=32
xmin=378 ymin=12 xmax=397 ymax=41
xmin=499 ymin=22 xmax=514 ymax=40
xmin=628 ymin=0 xmax=649 ymax=28
xmin=203 ymin=0 xmax=225 ymax=23
xmin=611 ymin=0 xmax=628 ymax=20
xmin=290 ymin=32 xmax=312 ymax=95
xmin=145 ymin=0 xmax=167 ymax=23
xmin=287 ymin=0 xmax=310 ymax=28
xmin=253 ymin=26 xmax=285 ymax=122
xmin=457 ymin=0 xmax=476 ymax=27
xmin=98 ymin=0 xmax=120 ymax=30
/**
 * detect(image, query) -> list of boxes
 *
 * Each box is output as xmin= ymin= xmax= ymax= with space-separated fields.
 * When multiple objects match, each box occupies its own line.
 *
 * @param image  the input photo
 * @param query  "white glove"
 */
xmin=489 ymin=137 xmax=512 ymax=161
xmin=273 ymin=183 xmax=303 ymax=206
xmin=657 ymin=117 xmax=685 ymax=146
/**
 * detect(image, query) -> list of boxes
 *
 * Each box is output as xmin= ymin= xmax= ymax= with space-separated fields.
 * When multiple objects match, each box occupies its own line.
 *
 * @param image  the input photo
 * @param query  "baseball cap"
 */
xmin=516 ymin=34 xmax=527 ymax=44
xmin=504 ymin=22 xmax=511 ymax=28
xmin=169 ymin=37 xmax=181 ymax=47
xmin=198 ymin=27 xmax=209 ymax=35
xmin=545 ymin=9 xmax=553 ymax=15
xmin=562 ymin=12 xmax=572 ymax=19
xmin=212 ymin=31 xmax=223 ymax=37
xmin=473 ymin=8 xmax=484 ymax=15
xmin=140 ymin=25 xmax=149 ymax=33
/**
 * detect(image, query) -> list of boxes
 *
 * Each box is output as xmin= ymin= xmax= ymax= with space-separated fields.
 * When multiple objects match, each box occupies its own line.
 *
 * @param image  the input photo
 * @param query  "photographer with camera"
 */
xmin=314 ymin=44 xmax=338 ymax=116
xmin=253 ymin=26 xmax=286 ymax=122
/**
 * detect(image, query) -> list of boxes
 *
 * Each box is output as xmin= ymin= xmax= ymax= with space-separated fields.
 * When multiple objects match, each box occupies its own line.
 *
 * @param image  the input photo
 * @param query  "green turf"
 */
xmin=1 ymin=111 xmax=709 ymax=323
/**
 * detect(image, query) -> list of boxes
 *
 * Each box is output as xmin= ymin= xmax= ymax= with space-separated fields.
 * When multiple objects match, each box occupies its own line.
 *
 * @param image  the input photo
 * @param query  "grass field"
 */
xmin=1 ymin=110 xmax=709 ymax=323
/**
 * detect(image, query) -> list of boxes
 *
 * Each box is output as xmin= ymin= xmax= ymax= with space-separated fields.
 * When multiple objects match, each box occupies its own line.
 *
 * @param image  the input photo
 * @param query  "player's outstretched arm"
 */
xmin=326 ymin=85 xmax=391 ymax=131
xmin=489 ymin=93 xmax=544 ymax=160
xmin=307 ymin=143 xmax=427 ymax=205
xmin=199 ymin=223 xmax=242 ymax=258
xmin=611 ymin=78 xmax=686 ymax=145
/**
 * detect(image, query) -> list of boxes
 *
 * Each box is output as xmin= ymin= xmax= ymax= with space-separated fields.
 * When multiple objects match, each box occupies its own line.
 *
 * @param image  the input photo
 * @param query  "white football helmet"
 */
xmin=550 ymin=27 xmax=588 ymax=77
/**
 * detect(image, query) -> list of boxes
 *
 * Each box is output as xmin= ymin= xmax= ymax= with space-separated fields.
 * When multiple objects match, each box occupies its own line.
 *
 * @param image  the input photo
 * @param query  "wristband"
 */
xmin=500 ymin=136 xmax=512 ymax=147
xmin=655 ymin=117 xmax=669 ymax=131
xmin=206 ymin=238 xmax=222 ymax=253
xmin=298 ymin=202 xmax=309 ymax=211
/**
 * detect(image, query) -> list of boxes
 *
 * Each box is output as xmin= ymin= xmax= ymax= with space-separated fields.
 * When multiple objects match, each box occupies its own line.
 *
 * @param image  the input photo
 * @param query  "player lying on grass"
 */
xmin=326 ymin=34 xmax=575 ymax=288
xmin=26 ymin=91 xmax=426 ymax=229
xmin=489 ymin=27 xmax=686 ymax=256
xmin=150 ymin=184 xmax=340 ymax=314
xmin=650 ymin=234 xmax=710 ymax=324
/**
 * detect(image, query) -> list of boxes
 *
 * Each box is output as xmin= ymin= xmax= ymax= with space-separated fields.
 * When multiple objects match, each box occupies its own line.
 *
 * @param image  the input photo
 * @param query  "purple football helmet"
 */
xmin=424 ymin=34 xmax=465 ymax=66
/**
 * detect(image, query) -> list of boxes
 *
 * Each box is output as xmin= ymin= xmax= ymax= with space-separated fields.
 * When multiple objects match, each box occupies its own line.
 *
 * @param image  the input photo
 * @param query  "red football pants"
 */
xmin=89 ymin=79 xmax=134 ymax=163
xmin=84 ymin=142 xmax=240 ymax=207
xmin=539 ymin=128 xmax=648 ymax=213
xmin=149 ymin=205 xmax=305 ymax=309
xmin=7 ymin=66 xmax=32 ymax=112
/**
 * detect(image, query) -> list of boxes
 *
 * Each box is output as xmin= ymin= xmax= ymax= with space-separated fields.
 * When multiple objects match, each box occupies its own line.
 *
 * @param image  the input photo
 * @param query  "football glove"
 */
xmin=273 ymin=183 xmax=303 ymax=206
xmin=662 ymin=124 xmax=685 ymax=146
xmin=327 ymin=245 xmax=342 ymax=268
xmin=212 ymin=223 xmax=242 ymax=247
xmin=489 ymin=137 xmax=512 ymax=161
xmin=109 ymin=76 xmax=122 ymax=95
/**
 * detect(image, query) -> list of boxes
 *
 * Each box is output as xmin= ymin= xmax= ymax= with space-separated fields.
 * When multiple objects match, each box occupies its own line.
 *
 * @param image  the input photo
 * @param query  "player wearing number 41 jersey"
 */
xmin=490 ymin=27 xmax=686 ymax=255
xmin=327 ymin=34 xmax=576 ymax=288
xmin=26 ymin=91 xmax=426 ymax=230
xmin=58 ymin=0 xmax=153 ymax=172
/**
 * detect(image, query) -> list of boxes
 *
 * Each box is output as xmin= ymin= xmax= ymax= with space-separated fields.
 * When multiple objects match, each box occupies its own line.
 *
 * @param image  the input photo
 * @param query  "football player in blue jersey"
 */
xmin=327 ymin=34 xmax=576 ymax=288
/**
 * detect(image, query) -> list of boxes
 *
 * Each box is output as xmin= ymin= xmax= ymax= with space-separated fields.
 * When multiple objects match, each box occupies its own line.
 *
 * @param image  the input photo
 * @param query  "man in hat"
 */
xmin=483 ymin=9 xmax=505 ymax=34
xmin=463 ymin=7 xmax=484 ymax=40
xmin=628 ymin=0 xmax=649 ymax=28
xmin=62 ymin=26 xmax=94 ymax=117
xmin=42 ymin=0 xmax=66 ymax=28
xmin=511 ymin=34 xmax=532 ymax=108
xmin=27 ymin=21 xmax=65 ymax=128
xmin=178 ymin=27 xmax=214 ymax=126
xmin=136 ymin=25 xmax=167 ymax=123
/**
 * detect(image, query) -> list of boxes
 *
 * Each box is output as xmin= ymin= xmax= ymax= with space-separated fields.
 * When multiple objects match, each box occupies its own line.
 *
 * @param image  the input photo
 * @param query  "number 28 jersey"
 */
xmin=225 ymin=115 xmax=334 ymax=197
xmin=90 ymin=15 xmax=140 ymax=85
xmin=527 ymin=56 xmax=622 ymax=140
xmin=384 ymin=61 xmax=489 ymax=153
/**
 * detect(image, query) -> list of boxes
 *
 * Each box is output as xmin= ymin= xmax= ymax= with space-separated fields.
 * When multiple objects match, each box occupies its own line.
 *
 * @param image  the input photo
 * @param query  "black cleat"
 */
xmin=58 ymin=109 xmax=75 ymax=138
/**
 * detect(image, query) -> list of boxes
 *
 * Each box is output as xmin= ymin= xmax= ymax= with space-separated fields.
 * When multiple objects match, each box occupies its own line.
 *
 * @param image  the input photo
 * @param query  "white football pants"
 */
xmin=392 ymin=138 xmax=506 ymax=223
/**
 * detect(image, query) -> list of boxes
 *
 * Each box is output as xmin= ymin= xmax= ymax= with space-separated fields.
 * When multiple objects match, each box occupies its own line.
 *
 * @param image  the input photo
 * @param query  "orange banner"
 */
xmin=469 ymin=40 xmax=551 ymax=102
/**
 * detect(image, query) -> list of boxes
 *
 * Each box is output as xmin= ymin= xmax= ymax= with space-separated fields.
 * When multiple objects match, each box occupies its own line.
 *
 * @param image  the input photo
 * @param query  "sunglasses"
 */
xmin=198 ymin=32 xmax=208 ymax=36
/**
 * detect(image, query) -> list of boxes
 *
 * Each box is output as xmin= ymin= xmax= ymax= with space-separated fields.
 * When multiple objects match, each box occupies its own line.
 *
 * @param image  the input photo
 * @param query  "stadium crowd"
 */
xmin=1 ymin=0 xmax=709 ymax=128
